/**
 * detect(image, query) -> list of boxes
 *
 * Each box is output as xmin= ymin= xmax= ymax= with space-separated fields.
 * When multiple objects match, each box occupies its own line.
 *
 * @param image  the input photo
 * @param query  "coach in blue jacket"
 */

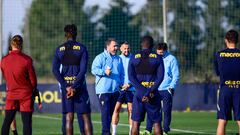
xmin=91 ymin=38 xmax=124 ymax=135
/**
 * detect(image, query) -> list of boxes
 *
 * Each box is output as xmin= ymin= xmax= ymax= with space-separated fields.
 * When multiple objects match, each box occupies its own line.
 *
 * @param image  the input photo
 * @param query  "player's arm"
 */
xmin=28 ymin=60 xmax=42 ymax=108
xmin=146 ymin=56 xmax=165 ymax=97
xmin=119 ymin=58 xmax=125 ymax=87
xmin=169 ymin=57 xmax=180 ymax=89
xmin=128 ymin=57 xmax=149 ymax=92
xmin=214 ymin=52 xmax=220 ymax=76
xmin=91 ymin=54 xmax=105 ymax=76
xmin=72 ymin=47 xmax=88 ymax=89
xmin=27 ymin=58 xmax=37 ymax=89
xmin=52 ymin=48 xmax=67 ymax=88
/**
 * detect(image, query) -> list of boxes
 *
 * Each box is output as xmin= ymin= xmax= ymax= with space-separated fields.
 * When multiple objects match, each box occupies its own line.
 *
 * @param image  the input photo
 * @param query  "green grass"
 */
xmin=0 ymin=111 xmax=239 ymax=135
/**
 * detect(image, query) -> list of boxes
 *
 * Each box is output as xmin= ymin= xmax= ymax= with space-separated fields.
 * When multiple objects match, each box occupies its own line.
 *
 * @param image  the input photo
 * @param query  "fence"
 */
xmin=2 ymin=0 xmax=240 ymax=83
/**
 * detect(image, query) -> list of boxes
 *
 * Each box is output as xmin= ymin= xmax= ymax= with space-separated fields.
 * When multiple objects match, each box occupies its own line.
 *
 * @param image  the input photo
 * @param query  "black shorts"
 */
xmin=117 ymin=91 xmax=134 ymax=104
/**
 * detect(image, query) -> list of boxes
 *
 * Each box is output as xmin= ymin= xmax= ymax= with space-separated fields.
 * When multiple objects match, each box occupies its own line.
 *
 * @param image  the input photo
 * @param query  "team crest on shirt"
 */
xmin=60 ymin=47 xmax=65 ymax=51
xmin=73 ymin=45 xmax=81 ymax=50
xmin=59 ymin=45 xmax=81 ymax=51
xmin=149 ymin=53 xmax=157 ymax=58
xmin=135 ymin=54 xmax=141 ymax=58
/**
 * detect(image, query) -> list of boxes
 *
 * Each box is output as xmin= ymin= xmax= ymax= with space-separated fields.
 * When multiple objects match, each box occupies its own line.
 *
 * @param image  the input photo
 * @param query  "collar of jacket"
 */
xmin=162 ymin=51 xmax=170 ymax=58
xmin=104 ymin=49 xmax=118 ymax=58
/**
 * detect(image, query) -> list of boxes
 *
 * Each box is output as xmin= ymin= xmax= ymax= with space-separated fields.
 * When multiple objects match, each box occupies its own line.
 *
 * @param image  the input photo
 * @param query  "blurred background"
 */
xmin=1 ymin=0 xmax=240 ymax=112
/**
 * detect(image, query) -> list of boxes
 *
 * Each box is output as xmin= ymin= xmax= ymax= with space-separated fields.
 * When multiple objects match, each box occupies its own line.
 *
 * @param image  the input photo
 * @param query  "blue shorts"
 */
xmin=117 ymin=90 xmax=134 ymax=103
xmin=61 ymin=86 xmax=91 ymax=114
xmin=217 ymin=88 xmax=240 ymax=120
xmin=132 ymin=92 xmax=161 ymax=123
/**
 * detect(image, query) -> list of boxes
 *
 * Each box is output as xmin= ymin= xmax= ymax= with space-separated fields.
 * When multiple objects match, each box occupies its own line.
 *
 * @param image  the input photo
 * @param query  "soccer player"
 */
xmin=128 ymin=36 xmax=164 ymax=135
xmin=91 ymin=38 xmax=124 ymax=135
xmin=145 ymin=43 xmax=180 ymax=135
xmin=1 ymin=35 xmax=37 ymax=135
xmin=58 ymin=65 xmax=85 ymax=135
xmin=214 ymin=30 xmax=240 ymax=135
xmin=111 ymin=41 xmax=135 ymax=135
xmin=7 ymin=41 xmax=42 ymax=135
xmin=61 ymin=93 xmax=86 ymax=135
xmin=7 ymin=44 xmax=18 ymax=135
xmin=52 ymin=24 xmax=93 ymax=135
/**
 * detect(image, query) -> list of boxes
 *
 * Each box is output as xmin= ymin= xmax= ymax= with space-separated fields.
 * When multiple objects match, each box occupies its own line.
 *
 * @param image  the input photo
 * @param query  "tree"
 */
xmin=131 ymin=0 xmax=163 ymax=40
xmin=196 ymin=0 xmax=225 ymax=82
xmin=89 ymin=0 xmax=141 ymax=54
xmin=132 ymin=0 xmax=204 ymax=82
xmin=225 ymin=0 xmax=240 ymax=29
xmin=24 ymin=0 xmax=94 ymax=77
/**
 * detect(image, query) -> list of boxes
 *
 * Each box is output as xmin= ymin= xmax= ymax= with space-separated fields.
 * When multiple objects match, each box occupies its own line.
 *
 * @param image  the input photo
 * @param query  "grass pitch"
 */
xmin=0 ymin=111 xmax=238 ymax=135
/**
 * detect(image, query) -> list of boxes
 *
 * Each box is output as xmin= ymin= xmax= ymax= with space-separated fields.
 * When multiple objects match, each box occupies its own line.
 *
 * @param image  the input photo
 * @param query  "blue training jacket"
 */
xmin=52 ymin=39 xmax=88 ymax=90
xmin=91 ymin=50 xmax=124 ymax=94
xmin=158 ymin=51 xmax=180 ymax=91
xmin=128 ymin=49 xmax=164 ymax=99
xmin=119 ymin=54 xmax=135 ymax=91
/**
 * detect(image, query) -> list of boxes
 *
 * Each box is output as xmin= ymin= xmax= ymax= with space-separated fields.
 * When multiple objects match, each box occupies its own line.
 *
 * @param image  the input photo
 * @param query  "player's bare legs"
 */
xmin=82 ymin=113 xmax=93 ymax=135
xmin=11 ymin=118 xmax=18 ymax=135
xmin=127 ymin=102 xmax=133 ymax=134
xmin=112 ymin=102 xmax=122 ymax=125
xmin=111 ymin=102 xmax=122 ymax=135
xmin=10 ymin=118 xmax=17 ymax=131
xmin=66 ymin=112 xmax=74 ymax=135
xmin=131 ymin=121 xmax=140 ymax=135
xmin=153 ymin=123 xmax=162 ymax=135
xmin=216 ymin=119 xmax=227 ymax=135
xmin=237 ymin=120 xmax=240 ymax=134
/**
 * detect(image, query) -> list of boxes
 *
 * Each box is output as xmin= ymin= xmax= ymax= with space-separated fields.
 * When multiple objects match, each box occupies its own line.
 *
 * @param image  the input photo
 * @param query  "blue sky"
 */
xmin=3 ymin=0 xmax=31 ymax=53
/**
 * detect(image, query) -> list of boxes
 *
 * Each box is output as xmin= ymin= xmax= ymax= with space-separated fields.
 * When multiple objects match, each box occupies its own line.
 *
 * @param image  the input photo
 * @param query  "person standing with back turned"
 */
xmin=129 ymin=36 xmax=164 ymax=135
xmin=52 ymin=24 xmax=93 ymax=135
xmin=145 ymin=42 xmax=180 ymax=135
xmin=214 ymin=30 xmax=240 ymax=135
xmin=1 ymin=35 xmax=37 ymax=135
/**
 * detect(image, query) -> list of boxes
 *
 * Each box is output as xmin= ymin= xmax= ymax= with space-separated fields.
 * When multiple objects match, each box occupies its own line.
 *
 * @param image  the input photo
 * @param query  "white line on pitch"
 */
xmin=33 ymin=115 xmax=215 ymax=135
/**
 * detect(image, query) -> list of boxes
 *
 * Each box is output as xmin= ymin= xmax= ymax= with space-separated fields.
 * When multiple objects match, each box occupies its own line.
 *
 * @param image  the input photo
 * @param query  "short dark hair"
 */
xmin=11 ymin=35 xmax=23 ymax=49
xmin=120 ymin=41 xmax=129 ymax=46
xmin=225 ymin=30 xmax=239 ymax=44
xmin=141 ymin=35 xmax=154 ymax=49
xmin=156 ymin=42 xmax=168 ymax=51
xmin=64 ymin=24 xmax=77 ymax=38
xmin=105 ymin=38 xmax=117 ymax=48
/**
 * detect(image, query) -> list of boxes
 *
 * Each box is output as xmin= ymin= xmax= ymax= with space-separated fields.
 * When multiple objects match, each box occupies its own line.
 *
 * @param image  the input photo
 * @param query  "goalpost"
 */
xmin=0 ymin=0 xmax=2 ymax=84
xmin=163 ymin=0 xmax=167 ymax=43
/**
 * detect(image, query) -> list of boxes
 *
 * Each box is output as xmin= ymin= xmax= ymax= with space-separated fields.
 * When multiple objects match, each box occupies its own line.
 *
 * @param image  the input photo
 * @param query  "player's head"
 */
xmin=105 ymin=38 xmax=118 ymax=55
xmin=11 ymin=35 xmax=23 ymax=51
xmin=64 ymin=24 xmax=77 ymax=40
xmin=120 ymin=41 xmax=130 ymax=56
xmin=156 ymin=42 xmax=168 ymax=56
xmin=141 ymin=35 xmax=154 ymax=49
xmin=225 ymin=30 xmax=238 ymax=45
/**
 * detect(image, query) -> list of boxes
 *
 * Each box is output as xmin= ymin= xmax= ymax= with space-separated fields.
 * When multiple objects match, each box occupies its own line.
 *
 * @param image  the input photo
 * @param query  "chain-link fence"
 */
xmin=3 ymin=0 xmax=240 ymax=83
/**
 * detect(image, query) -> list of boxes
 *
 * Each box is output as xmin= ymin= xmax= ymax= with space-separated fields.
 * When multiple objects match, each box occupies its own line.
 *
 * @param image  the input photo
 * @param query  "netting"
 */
xmin=3 ymin=0 xmax=240 ymax=83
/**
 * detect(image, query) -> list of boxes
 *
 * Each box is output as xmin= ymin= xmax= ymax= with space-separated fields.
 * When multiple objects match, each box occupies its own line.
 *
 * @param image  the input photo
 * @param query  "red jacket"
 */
xmin=0 ymin=50 xmax=37 ymax=100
